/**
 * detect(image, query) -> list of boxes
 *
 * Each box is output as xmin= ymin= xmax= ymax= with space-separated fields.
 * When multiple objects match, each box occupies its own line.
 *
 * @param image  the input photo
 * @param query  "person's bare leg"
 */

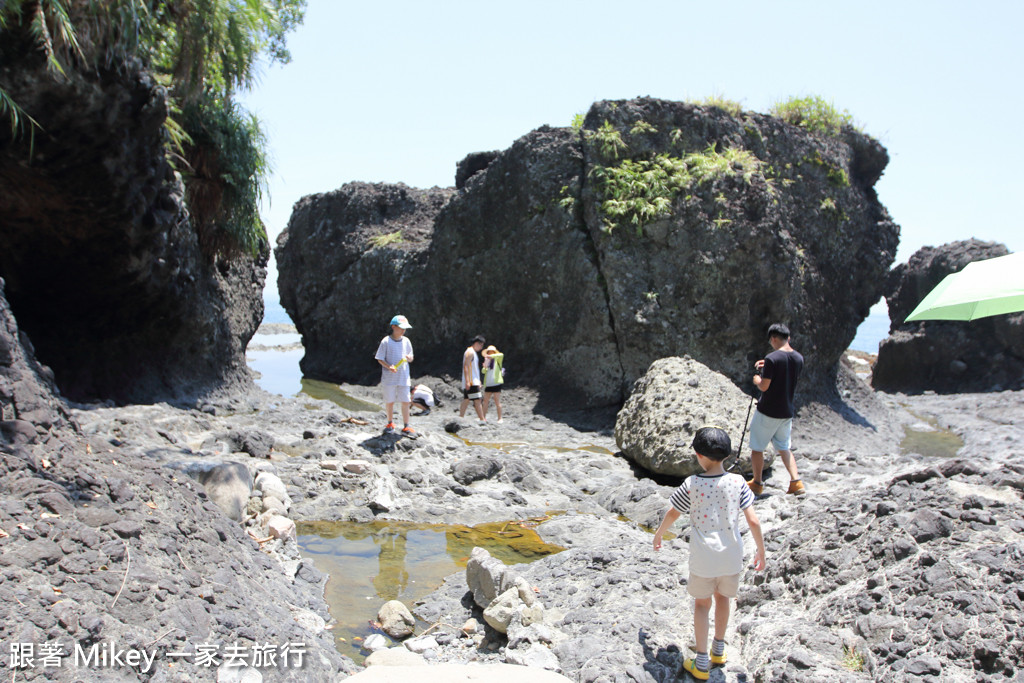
xmin=713 ymin=592 xmax=731 ymax=641
xmin=494 ymin=394 xmax=503 ymax=421
xmin=481 ymin=393 xmax=491 ymax=419
xmin=400 ymin=401 xmax=411 ymax=427
xmin=693 ymin=597 xmax=711 ymax=655
xmin=459 ymin=398 xmax=468 ymax=417
xmin=750 ymin=450 xmax=764 ymax=483
xmin=474 ymin=399 xmax=486 ymax=421
xmin=779 ymin=449 xmax=799 ymax=481
xmin=385 ymin=402 xmax=395 ymax=425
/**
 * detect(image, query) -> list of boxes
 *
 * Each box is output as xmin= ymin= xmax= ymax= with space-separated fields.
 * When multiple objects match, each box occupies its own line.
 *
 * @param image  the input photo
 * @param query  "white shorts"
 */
xmin=381 ymin=384 xmax=410 ymax=404
xmin=749 ymin=411 xmax=793 ymax=452
xmin=687 ymin=573 xmax=740 ymax=599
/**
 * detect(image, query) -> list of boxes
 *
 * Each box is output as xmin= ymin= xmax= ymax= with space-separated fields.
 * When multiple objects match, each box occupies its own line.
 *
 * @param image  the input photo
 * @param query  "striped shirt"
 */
xmin=375 ymin=336 xmax=412 ymax=386
xmin=670 ymin=472 xmax=754 ymax=578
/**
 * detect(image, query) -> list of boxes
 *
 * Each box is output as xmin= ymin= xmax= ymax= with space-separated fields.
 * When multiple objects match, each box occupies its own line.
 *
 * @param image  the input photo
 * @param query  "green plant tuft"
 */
xmin=586 ymin=120 xmax=628 ymax=161
xmin=629 ymin=119 xmax=658 ymax=135
xmin=841 ymin=644 xmax=865 ymax=672
xmin=570 ymin=113 xmax=585 ymax=130
xmin=770 ymin=96 xmax=854 ymax=137
xmin=368 ymin=230 xmax=403 ymax=249
xmin=692 ymin=94 xmax=743 ymax=117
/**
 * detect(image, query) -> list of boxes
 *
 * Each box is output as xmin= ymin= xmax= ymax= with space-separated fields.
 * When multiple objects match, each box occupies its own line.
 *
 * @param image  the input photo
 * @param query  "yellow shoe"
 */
xmin=746 ymin=479 xmax=763 ymax=496
xmin=787 ymin=479 xmax=806 ymax=495
xmin=682 ymin=657 xmax=710 ymax=681
xmin=711 ymin=651 xmax=727 ymax=665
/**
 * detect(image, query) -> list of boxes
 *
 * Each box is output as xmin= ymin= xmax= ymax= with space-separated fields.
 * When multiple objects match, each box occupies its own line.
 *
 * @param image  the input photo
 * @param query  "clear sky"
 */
xmin=241 ymin=0 xmax=1023 ymax=307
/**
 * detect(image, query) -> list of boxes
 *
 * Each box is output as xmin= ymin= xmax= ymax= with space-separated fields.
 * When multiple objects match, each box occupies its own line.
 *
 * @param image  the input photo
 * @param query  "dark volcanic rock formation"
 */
xmin=1 ymin=283 xmax=349 ymax=682
xmin=276 ymin=182 xmax=455 ymax=383
xmin=0 ymin=35 xmax=264 ymax=404
xmin=278 ymin=98 xmax=899 ymax=405
xmin=873 ymin=240 xmax=1024 ymax=393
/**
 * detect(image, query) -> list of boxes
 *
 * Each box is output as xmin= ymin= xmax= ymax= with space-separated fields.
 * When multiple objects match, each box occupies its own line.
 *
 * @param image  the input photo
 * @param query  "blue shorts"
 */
xmin=749 ymin=411 xmax=793 ymax=452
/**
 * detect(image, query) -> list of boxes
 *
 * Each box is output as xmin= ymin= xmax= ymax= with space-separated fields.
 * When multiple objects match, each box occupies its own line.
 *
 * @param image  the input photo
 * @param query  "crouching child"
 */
xmin=652 ymin=426 xmax=766 ymax=680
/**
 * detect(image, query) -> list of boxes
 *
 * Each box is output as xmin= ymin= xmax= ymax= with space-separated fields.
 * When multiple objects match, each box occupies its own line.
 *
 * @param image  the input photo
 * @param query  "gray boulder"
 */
xmin=466 ymin=546 xmax=511 ymax=609
xmin=167 ymin=460 xmax=254 ymax=522
xmin=378 ymin=599 xmax=416 ymax=639
xmin=615 ymin=356 xmax=774 ymax=477
xmin=874 ymin=239 xmax=1024 ymax=393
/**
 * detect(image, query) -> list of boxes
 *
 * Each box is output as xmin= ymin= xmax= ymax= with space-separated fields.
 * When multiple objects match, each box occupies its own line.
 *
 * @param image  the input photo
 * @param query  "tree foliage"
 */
xmin=0 ymin=0 xmax=306 ymax=257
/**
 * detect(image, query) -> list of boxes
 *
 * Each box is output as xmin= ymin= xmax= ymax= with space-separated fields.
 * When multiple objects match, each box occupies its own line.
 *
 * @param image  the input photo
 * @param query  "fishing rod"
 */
xmin=727 ymin=360 xmax=762 ymax=473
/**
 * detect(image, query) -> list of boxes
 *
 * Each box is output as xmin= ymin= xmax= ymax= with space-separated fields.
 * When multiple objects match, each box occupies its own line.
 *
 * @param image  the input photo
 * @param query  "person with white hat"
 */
xmin=374 ymin=314 xmax=417 ymax=438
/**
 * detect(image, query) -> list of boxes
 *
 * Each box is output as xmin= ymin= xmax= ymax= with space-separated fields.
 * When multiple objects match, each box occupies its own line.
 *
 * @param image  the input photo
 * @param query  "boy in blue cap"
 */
xmin=374 ymin=315 xmax=417 ymax=438
xmin=653 ymin=426 xmax=765 ymax=680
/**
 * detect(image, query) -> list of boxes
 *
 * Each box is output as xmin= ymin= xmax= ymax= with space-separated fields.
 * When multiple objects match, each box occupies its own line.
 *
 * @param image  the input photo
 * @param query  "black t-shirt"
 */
xmin=756 ymin=349 xmax=804 ymax=419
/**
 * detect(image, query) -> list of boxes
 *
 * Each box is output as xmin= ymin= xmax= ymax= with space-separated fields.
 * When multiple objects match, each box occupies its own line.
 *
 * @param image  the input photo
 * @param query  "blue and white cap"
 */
xmin=390 ymin=315 xmax=412 ymax=329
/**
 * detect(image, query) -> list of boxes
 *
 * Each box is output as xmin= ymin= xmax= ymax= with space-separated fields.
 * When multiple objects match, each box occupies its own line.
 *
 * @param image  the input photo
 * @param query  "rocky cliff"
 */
xmin=278 ymin=98 xmax=898 ymax=406
xmin=0 ymin=32 xmax=264 ymax=404
xmin=873 ymin=240 xmax=1024 ymax=393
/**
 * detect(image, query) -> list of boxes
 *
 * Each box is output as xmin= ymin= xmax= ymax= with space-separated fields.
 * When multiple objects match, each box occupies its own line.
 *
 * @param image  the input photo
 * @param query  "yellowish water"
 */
xmin=900 ymin=411 xmax=963 ymax=459
xmin=297 ymin=518 xmax=564 ymax=663
xmin=300 ymin=379 xmax=382 ymax=413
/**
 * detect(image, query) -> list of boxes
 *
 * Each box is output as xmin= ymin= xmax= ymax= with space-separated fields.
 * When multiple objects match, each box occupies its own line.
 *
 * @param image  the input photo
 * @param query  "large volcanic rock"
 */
xmin=873 ymin=240 xmax=1024 ymax=393
xmin=278 ymin=97 xmax=899 ymax=405
xmin=0 ymin=33 xmax=264 ymax=404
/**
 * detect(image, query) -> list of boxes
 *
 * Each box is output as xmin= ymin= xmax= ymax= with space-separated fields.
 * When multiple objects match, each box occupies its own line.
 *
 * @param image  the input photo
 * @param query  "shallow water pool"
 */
xmin=297 ymin=518 xmax=564 ymax=663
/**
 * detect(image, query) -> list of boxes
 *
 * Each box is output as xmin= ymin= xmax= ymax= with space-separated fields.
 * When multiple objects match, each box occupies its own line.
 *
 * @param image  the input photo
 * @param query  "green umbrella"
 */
xmin=905 ymin=251 xmax=1024 ymax=322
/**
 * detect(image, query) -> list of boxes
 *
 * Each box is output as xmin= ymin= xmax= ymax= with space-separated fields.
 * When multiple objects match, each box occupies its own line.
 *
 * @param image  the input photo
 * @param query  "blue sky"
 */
xmin=242 ymin=0 xmax=1023 ymax=315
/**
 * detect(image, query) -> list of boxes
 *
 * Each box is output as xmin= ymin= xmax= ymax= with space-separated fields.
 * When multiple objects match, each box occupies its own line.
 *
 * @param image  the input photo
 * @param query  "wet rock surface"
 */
xmin=874 ymin=239 xmax=1024 ymax=393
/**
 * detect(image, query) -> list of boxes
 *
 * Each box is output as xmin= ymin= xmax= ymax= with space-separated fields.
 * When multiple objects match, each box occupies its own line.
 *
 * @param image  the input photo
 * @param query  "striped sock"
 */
xmin=712 ymin=638 xmax=726 ymax=657
xmin=695 ymin=652 xmax=710 ymax=671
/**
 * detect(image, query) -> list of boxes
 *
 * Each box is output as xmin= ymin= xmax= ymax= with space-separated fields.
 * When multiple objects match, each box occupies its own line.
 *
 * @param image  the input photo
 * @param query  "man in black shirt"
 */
xmin=747 ymin=324 xmax=805 ymax=496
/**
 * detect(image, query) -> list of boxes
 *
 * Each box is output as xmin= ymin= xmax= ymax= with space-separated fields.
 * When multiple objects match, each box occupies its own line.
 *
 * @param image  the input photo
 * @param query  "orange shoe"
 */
xmin=747 ymin=479 xmax=763 ymax=496
xmin=787 ymin=479 xmax=806 ymax=495
xmin=383 ymin=422 xmax=395 ymax=434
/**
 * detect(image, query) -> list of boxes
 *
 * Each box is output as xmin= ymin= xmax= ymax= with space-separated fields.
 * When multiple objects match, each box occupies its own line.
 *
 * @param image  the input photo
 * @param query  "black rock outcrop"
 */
xmin=0 ymin=34 xmax=264 ymax=404
xmin=278 ymin=98 xmax=899 ymax=405
xmin=873 ymin=240 xmax=1024 ymax=393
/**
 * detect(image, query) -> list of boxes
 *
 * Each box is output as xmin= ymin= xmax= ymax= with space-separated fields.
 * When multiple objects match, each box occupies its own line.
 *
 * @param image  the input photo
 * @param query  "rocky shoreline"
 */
xmin=4 ymin=352 xmax=1022 ymax=681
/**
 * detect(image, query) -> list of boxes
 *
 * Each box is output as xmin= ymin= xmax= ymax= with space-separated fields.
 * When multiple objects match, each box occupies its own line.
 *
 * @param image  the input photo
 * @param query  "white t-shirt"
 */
xmin=669 ymin=472 xmax=754 ymax=577
xmin=411 ymin=384 xmax=434 ymax=406
xmin=375 ymin=335 xmax=412 ymax=386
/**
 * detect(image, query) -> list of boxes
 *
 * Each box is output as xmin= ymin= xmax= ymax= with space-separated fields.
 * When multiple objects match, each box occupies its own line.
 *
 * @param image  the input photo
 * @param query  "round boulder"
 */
xmin=614 ymin=356 xmax=774 ymax=477
xmin=378 ymin=600 xmax=416 ymax=639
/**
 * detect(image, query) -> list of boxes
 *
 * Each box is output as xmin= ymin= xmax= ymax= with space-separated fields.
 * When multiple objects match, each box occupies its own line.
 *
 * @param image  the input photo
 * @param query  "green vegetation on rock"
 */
xmin=368 ymin=230 xmax=404 ymax=249
xmin=770 ymin=95 xmax=855 ymax=137
xmin=589 ymin=144 xmax=769 ymax=234
xmin=690 ymin=94 xmax=744 ymax=117
xmin=0 ymin=0 xmax=306 ymax=257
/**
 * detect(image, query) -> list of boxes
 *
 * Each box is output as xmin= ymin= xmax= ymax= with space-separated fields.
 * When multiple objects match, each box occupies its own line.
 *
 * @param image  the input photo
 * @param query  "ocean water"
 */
xmin=251 ymin=294 xmax=892 ymax=396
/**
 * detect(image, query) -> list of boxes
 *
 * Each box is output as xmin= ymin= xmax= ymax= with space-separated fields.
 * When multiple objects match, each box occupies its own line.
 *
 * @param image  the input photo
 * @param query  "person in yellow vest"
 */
xmin=481 ymin=345 xmax=505 ymax=423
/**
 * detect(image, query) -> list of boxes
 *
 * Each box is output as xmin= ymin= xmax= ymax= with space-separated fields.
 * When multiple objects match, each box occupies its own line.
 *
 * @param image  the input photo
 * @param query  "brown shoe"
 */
xmin=787 ymin=479 xmax=806 ymax=495
xmin=747 ymin=479 xmax=763 ymax=496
